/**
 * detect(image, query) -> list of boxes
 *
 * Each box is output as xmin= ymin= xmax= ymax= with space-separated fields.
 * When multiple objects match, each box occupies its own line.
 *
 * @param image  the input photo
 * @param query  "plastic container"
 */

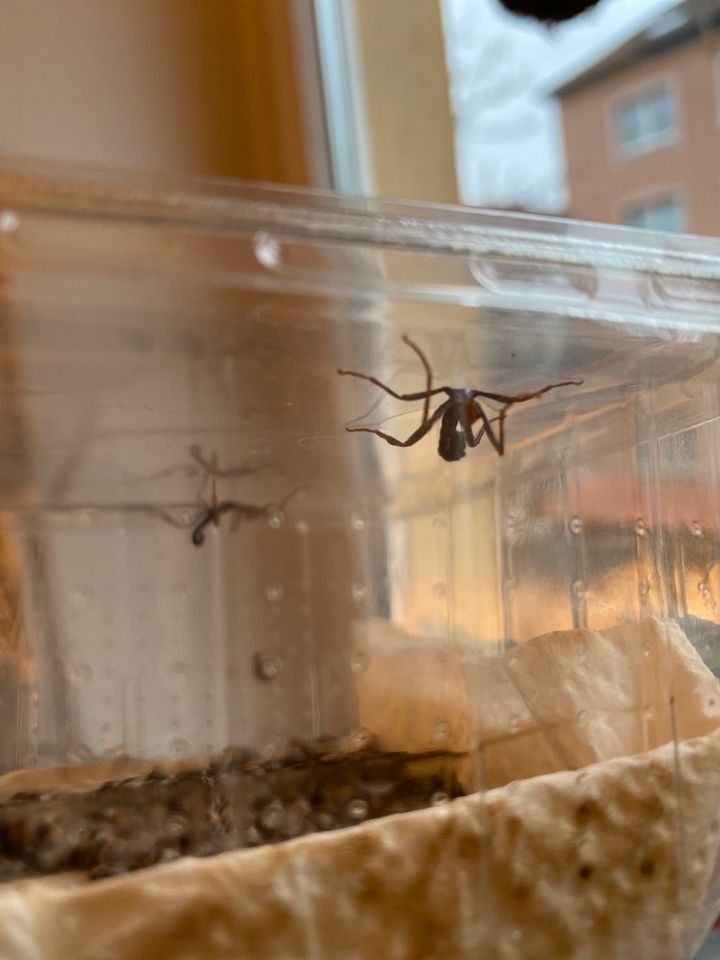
xmin=2 ymin=159 xmax=720 ymax=957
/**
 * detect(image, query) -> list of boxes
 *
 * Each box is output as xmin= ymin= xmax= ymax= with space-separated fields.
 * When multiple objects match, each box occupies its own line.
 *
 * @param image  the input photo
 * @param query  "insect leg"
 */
xmin=337 ymin=368 xmax=449 ymax=403
xmin=471 ymin=378 xmax=583 ymax=406
xmin=401 ymin=334 xmax=433 ymax=424
xmin=345 ymin=398 xmax=449 ymax=448
xmin=466 ymin=402 xmax=507 ymax=456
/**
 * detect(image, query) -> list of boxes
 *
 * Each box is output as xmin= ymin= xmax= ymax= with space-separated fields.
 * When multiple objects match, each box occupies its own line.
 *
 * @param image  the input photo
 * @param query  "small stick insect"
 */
xmin=338 ymin=335 xmax=583 ymax=462
xmin=156 ymin=444 xmax=301 ymax=546
xmin=190 ymin=483 xmax=302 ymax=546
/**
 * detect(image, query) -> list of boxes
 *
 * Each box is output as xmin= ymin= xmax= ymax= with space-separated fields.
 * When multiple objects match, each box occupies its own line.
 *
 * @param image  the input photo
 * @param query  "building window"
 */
xmin=622 ymin=196 xmax=684 ymax=233
xmin=614 ymin=86 xmax=678 ymax=157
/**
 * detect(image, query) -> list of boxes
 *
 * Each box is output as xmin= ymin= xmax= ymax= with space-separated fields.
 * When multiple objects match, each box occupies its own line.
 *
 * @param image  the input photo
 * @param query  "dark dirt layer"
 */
xmin=0 ymin=737 xmax=467 ymax=882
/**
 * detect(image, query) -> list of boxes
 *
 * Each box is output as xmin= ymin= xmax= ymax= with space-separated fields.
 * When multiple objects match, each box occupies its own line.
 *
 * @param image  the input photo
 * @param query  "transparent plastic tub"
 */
xmin=1 ymin=159 xmax=720 ymax=958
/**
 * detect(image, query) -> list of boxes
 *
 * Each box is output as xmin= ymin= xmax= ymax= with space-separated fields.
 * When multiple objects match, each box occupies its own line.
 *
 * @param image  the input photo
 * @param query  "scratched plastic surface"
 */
xmin=2 ymin=160 xmax=720 ymax=954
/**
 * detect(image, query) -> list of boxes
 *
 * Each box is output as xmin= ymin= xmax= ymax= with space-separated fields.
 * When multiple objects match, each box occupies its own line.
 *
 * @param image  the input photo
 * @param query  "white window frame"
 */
xmin=616 ymin=186 xmax=687 ymax=233
xmin=313 ymin=0 xmax=375 ymax=194
xmin=609 ymin=77 xmax=680 ymax=161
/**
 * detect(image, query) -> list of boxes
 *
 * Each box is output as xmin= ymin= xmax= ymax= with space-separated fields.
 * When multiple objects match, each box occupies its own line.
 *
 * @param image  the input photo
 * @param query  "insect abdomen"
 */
xmin=438 ymin=429 xmax=466 ymax=462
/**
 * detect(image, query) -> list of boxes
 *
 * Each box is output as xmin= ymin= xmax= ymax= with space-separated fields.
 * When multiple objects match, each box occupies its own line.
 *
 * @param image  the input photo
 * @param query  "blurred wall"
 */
xmin=0 ymin=0 xmax=459 ymax=198
xmin=0 ymin=0 xmax=327 ymax=185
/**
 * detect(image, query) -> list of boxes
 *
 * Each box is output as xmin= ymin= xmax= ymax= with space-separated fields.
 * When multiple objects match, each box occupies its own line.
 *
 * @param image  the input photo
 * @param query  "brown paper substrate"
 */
xmin=1 ymin=617 xmax=720 ymax=959
xmin=2 ymin=726 xmax=720 ymax=960
xmin=355 ymin=617 xmax=720 ymax=788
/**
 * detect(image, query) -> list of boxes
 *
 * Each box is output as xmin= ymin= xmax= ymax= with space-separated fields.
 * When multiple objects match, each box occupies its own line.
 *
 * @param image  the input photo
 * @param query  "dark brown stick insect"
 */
xmin=338 ymin=335 xmax=582 ymax=462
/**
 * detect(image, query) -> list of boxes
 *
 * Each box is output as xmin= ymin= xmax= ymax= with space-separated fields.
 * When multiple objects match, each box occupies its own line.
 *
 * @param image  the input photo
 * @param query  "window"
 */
xmin=615 ymin=87 xmax=678 ymax=157
xmin=622 ymin=196 xmax=684 ymax=232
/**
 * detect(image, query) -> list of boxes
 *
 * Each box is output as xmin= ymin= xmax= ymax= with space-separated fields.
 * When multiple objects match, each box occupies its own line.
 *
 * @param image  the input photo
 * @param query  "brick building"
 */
xmin=553 ymin=0 xmax=720 ymax=235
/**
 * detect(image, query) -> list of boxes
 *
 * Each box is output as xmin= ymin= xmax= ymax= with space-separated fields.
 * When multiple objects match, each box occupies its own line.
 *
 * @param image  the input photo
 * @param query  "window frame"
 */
xmin=607 ymin=76 xmax=681 ymax=161
xmin=617 ymin=187 xmax=687 ymax=233
xmin=313 ymin=0 xmax=375 ymax=194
